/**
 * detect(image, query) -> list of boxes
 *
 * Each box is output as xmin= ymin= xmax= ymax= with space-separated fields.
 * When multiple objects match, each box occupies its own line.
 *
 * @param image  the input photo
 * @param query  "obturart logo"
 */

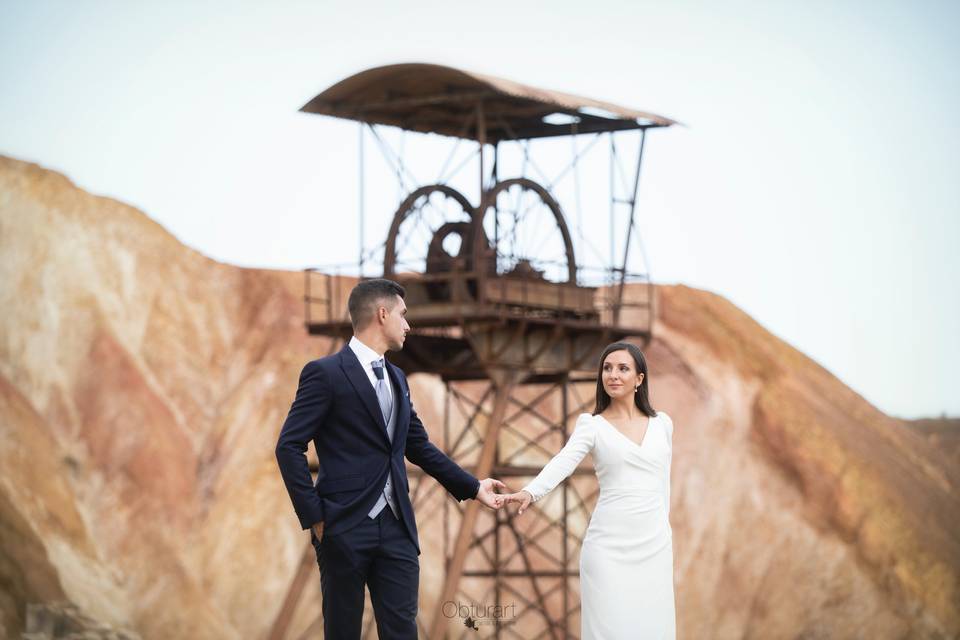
xmin=442 ymin=600 xmax=518 ymax=632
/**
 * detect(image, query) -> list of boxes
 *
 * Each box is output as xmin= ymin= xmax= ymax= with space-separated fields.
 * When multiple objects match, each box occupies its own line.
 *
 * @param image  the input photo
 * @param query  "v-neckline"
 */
xmin=598 ymin=413 xmax=654 ymax=450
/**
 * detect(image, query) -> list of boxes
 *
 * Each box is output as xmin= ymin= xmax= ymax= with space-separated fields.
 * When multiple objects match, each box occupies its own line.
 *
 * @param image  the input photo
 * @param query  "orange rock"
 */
xmin=0 ymin=155 xmax=956 ymax=638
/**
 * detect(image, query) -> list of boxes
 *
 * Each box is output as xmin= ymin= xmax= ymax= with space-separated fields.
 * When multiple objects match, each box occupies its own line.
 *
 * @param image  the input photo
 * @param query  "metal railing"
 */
xmin=304 ymin=264 xmax=654 ymax=333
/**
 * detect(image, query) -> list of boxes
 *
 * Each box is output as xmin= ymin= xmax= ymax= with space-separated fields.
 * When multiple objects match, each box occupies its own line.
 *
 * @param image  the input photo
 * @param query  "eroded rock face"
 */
xmin=650 ymin=288 xmax=959 ymax=639
xmin=0 ymin=156 xmax=957 ymax=639
xmin=0 ymin=156 xmax=332 ymax=638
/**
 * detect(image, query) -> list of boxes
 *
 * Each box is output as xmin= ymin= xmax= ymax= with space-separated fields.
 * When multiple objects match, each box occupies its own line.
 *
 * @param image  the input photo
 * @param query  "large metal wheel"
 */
xmin=474 ymin=177 xmax=578 ymax=285
xmin=383 ymin=184 xmax=478 ymax=278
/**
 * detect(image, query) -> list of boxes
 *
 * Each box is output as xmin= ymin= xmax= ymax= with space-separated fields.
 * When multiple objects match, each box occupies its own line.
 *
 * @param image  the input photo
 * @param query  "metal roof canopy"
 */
xmin=300 ymin=63 xmax=677 ymax=142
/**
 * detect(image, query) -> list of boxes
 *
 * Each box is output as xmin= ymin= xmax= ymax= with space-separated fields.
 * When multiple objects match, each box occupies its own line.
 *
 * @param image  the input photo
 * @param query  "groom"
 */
xmin=275 ymin=278 xmax=505 ymax=639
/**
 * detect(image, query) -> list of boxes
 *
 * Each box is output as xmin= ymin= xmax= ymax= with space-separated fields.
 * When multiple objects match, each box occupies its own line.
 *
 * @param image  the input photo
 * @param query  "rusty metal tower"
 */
xmin=269 ymin=63 xmax=676 ymax=639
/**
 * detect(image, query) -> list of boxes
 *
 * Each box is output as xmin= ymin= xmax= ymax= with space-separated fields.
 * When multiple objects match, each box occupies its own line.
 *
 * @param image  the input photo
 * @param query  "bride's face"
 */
xmin=601 ymin=350 xmax=644 ymax=401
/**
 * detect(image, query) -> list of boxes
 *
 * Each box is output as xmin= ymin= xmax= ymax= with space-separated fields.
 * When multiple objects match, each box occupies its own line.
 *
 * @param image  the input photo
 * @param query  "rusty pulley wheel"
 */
xmin=383 ymin=184 xmax=478 ymax=278
xmin=474 ymin=178 xmax=577 ymax=285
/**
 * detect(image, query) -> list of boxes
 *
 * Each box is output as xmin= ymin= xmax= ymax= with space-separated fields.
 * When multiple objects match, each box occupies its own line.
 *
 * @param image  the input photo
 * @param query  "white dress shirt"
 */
xmin=348 ymin=336 xmax=394 ymax=404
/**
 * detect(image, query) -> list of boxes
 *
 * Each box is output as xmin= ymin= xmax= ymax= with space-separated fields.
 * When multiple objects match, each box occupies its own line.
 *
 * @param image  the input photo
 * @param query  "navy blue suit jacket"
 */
xmin=275 ymin=344 xmax=480 ymax=553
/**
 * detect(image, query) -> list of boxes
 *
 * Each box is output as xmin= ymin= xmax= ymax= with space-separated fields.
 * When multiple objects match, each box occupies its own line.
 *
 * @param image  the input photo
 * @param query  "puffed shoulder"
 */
xmin=574 ymin=413 xmax=598 ymax=428
xmin=658 ymin=411 xmax=673 ymax=437
xmin=570 ymin=414 xmax=600 ymax=441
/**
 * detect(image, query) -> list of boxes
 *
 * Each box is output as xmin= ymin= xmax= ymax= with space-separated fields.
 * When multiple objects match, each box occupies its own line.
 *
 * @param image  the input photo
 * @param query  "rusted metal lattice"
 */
xmin=269 ymin=63 xmax=675 ymax=639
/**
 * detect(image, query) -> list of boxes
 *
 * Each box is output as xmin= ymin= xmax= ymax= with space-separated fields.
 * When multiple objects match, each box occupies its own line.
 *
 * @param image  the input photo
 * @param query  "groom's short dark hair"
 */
xmin=348 ymin=278 xmax=406 ymax=331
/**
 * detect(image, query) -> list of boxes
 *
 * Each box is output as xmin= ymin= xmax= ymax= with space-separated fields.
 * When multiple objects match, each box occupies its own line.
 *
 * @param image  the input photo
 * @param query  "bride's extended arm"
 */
xmin=519 ymin=414 xmax=597 ymax=504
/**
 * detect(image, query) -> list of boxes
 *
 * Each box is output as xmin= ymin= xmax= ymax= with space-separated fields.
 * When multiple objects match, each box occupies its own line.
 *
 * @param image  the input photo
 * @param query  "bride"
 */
xmin=502 ymin=341 xmax=676 ymax=639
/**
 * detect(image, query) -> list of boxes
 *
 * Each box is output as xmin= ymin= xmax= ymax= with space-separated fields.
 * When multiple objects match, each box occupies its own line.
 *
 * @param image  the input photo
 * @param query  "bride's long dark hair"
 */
xmin=592 ymin=342 xmax=657 ymax=417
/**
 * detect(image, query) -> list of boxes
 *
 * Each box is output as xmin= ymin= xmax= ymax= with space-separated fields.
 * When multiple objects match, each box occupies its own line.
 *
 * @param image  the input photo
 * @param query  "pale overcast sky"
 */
xmin=2 ymin=0 xmax=958 ymax=418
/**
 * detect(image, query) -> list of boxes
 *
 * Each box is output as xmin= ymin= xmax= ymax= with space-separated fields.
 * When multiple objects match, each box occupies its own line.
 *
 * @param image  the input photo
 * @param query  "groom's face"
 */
xmin=380 ymin=295 xmax=410 ymax=351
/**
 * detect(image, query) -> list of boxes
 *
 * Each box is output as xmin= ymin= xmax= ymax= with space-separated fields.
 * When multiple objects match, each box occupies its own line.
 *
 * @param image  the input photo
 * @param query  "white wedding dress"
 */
xmin=522 ymin=412 xmax=676 ymax=639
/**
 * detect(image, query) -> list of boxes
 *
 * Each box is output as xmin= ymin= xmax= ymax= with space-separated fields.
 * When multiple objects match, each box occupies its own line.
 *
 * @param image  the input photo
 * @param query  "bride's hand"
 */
xmin=503 ymin=490 xmax=533 ymax=515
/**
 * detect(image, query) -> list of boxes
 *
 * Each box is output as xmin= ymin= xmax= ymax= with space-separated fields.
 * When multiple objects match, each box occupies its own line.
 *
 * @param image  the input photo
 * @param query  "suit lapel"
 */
xmin=385 ymin=359 xmax=410 ymax=433
xmin=338 ymin=346 xmax=390 ymax=443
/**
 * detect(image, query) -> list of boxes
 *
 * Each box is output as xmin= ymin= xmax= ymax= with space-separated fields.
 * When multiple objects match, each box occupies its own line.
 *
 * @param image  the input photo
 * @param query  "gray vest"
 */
xmin=367 ymin=375 xmax=400 ymax=519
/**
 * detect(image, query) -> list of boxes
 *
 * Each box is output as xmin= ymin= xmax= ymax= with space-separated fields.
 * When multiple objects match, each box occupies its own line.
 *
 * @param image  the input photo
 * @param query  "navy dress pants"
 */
xmin=311 ymin=509 xmax=419 ymax=639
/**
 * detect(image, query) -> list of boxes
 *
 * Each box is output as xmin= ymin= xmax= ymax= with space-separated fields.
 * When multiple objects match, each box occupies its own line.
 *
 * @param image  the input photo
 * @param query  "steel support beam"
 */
xmin=428 ymin=371 xmax=518 ymax=638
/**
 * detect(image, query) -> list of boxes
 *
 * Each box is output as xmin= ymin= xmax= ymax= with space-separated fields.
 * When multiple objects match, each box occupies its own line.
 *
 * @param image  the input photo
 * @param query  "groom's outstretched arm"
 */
xmin=276 ymin=360 xmax=331 ymax=530
xmin=405 ymin=402 xmax=480 ymax=502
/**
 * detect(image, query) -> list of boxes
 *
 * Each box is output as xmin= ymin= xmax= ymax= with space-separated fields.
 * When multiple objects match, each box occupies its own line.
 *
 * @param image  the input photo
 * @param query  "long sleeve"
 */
xmin=662 ymin=413 xmax=673 ymax=520
xmin=275 ymin=360 xmax=331 ymax=530
xmin=405 ymin=397 xmax=480 ymax=502
xmin=522 ymin=414 xmax=597 ymax=503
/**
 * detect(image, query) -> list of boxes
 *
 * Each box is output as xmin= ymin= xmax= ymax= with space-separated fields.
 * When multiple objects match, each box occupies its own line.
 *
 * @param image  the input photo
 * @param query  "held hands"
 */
xmin=475 ymin=480 xmax=534 ymax=515
xmin=476 ymin=478 xmax=508 ymax=510
xmin=502 ymin=490 xmax=533 ymax=516
xmin=311 ymin=521 xmax=324 ymax=542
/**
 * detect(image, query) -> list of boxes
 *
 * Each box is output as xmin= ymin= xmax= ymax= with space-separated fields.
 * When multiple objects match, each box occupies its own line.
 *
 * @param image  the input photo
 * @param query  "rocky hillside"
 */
xmin=1 ymin=156 xmax=957 ymax=639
